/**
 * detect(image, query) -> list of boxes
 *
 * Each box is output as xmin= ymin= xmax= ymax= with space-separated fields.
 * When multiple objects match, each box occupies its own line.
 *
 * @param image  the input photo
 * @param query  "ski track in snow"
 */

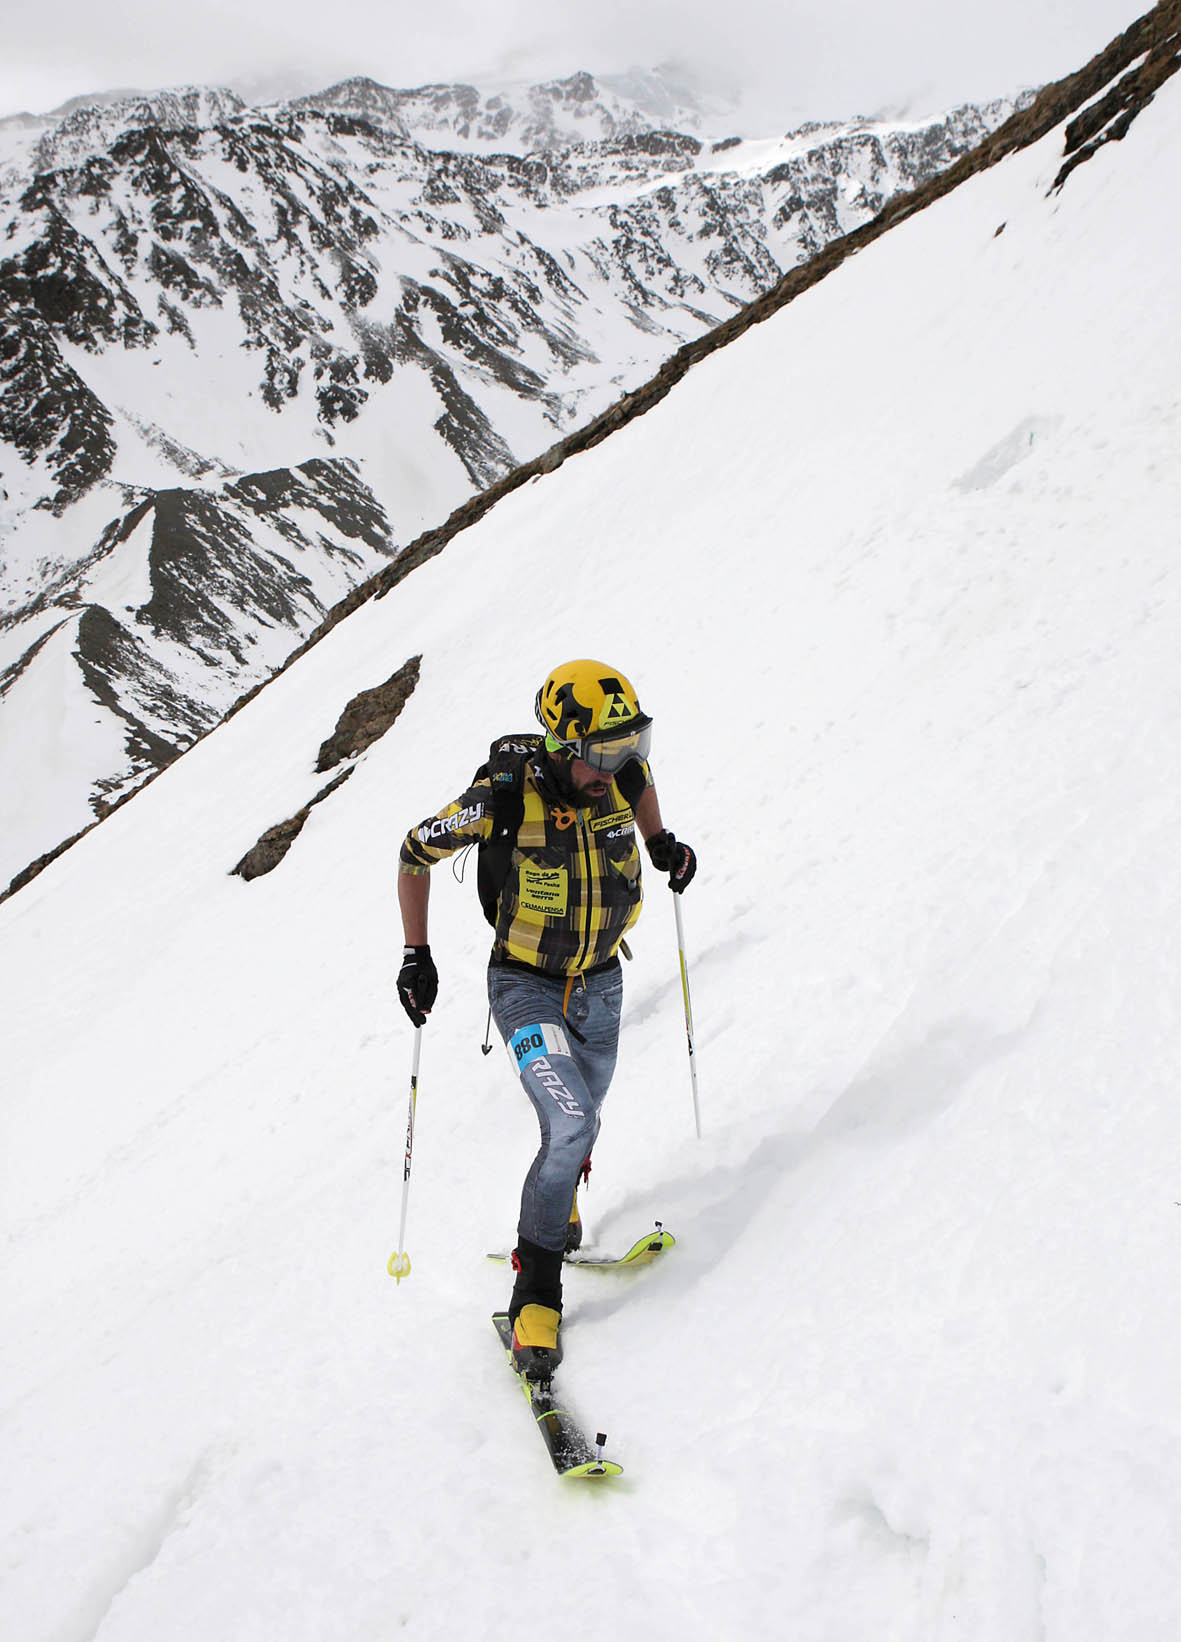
xmin=47 ymin=1452 xmax=223 ymax=1642
xmin=2 ymin=62 xmax=1181 ymax=1642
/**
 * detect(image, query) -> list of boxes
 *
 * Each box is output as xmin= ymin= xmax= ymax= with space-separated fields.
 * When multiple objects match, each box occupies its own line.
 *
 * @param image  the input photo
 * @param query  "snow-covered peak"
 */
xmin=280 ymin=76 xmax=412 ymax=138
xmin=289 ymin=67 xmax=720 ymax=153
xmin=48 ymin=86 xmax=244 ymax=166
xmin=0 ymin=84 xmax=247 ymax=184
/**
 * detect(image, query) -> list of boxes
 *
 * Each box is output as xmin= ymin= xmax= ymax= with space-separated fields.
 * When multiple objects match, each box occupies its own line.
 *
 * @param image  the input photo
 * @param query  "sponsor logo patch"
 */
xmin=417 ymin=803 xmax=483 ymax=844
xmin=591 ymin=808 xmax=634 ymax=833
xmin=518 ymin=861 xmax=568 ymax=917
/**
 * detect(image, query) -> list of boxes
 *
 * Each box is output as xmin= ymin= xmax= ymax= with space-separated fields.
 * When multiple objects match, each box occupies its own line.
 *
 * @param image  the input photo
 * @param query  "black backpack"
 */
xmin=472 ymin=732 xmax=647 ymax=926
xmin=473 ymin=734 xmax=543 ymax=926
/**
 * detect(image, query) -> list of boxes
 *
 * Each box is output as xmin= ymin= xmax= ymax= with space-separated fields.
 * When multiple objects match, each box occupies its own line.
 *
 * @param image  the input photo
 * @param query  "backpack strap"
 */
xmin=475 ymin=734 xmax=541 ymax=926
xmin=616 ymin=759 xmax=647 ymax=810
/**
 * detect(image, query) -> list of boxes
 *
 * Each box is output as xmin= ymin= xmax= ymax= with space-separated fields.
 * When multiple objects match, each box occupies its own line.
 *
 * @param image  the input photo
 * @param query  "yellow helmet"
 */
xmin=535 ymin=660 xmax=652 ymax=774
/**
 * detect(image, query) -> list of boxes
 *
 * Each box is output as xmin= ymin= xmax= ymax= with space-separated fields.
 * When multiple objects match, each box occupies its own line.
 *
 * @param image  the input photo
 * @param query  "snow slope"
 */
xmin=3 ymin=61 xmax=1181 ymax=1642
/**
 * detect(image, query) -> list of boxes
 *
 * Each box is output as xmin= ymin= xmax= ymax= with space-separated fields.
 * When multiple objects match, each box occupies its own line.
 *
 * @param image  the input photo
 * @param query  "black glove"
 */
xmin=397 ymin=944 xmax=438 ymax=1027
xmin=646 ymin=830 xmax=697 ymax=894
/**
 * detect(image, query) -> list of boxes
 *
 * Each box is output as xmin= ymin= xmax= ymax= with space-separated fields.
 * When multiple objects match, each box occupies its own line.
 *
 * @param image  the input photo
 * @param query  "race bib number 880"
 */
xmin=509 ymin=1021 xmax=572 ymax=1068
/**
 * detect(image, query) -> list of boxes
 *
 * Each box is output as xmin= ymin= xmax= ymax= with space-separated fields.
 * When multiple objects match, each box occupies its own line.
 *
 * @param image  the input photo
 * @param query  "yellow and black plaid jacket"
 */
xmin=400 ymin=756 xmax=653 ymax=975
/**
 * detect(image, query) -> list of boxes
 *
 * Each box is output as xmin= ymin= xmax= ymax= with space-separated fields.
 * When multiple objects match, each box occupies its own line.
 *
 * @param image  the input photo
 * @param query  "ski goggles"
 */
xmin=545 ymin=716 xmax=652 ymax=774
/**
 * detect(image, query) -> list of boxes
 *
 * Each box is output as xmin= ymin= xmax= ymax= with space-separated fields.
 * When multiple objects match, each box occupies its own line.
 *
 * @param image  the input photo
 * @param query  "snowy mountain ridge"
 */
xmin=288 ymin=66 xmax=726 ymax=152
xmin=0 ymin=68 xmax=1015 ymax=889
xmin=0 ymin=66 xmax=727 ymax=179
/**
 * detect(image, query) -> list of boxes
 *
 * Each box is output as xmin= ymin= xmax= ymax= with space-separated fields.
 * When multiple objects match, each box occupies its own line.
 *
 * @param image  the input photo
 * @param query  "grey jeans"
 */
xmin=487 ymin=960 xmax=623 ymax=1252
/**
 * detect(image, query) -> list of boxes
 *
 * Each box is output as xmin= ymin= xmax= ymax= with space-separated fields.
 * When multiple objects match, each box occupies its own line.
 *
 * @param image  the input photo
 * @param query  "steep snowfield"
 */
xmin=2 ymin=76 xmax=1181 ymax=1642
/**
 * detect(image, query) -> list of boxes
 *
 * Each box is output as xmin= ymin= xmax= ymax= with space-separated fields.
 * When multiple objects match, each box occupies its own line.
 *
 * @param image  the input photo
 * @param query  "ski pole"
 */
xmin=388 ymin=1026 xmax=422 ymax=1282
xmin=673 ymin=895 xmax=701 ymax=1138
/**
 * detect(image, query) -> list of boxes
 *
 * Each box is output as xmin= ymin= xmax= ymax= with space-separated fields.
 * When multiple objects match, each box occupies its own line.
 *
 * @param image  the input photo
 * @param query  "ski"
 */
xmin=566 ymin=1224 xmax=675 ymax=1268
xmin=492 ymin=1313 xmax=624 ymax=1478
xmin=487 ymin=1222 xmax=675 ymax=1271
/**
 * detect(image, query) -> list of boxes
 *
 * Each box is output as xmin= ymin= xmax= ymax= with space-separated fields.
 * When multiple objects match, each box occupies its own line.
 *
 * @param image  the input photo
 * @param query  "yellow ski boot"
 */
xmin=511 ymin=1304 xmax=563 ymax=1381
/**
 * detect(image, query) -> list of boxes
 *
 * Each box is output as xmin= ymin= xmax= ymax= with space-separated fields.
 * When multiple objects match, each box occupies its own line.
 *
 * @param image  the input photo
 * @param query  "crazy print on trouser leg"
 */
xmin=488 ymin=962 xmax=623 ymax=1377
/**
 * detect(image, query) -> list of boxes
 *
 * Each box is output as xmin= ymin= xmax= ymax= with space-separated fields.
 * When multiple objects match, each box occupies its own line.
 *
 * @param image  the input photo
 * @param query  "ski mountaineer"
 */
xmin=396 ymin=660 xmax=696 ymax=1379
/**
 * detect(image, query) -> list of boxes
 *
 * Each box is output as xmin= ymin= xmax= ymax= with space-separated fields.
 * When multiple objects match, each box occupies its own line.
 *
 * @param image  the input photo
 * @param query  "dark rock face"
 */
xmin=231 ymin=768 xmax=354 ymax=881
xmin=0 ymin=310 xmax=117 ymax=510
xmin=1053 ymin=6 xmax=1181 ymax=187
xmin=314 ymin=654 xmax=421 ymax=772
xmin=0 ymin=457 xmax=396 ymax=863
xmin=2 ymin=193 xmax=157 ymax=348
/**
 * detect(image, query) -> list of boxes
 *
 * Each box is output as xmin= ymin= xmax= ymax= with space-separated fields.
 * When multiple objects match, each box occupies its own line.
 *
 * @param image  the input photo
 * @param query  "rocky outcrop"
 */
xmin=230 ymin=768 xmax=354 ymax=881
xmin=314 ymin=654 xmax=422 ymax=772
xmin=0 ymin=307 xmax=117 ymax=510
xmin=230 ymin=653 xmax=421 ymax=880
xmin=1052 ymin=3 xmax=1181 ymax=186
